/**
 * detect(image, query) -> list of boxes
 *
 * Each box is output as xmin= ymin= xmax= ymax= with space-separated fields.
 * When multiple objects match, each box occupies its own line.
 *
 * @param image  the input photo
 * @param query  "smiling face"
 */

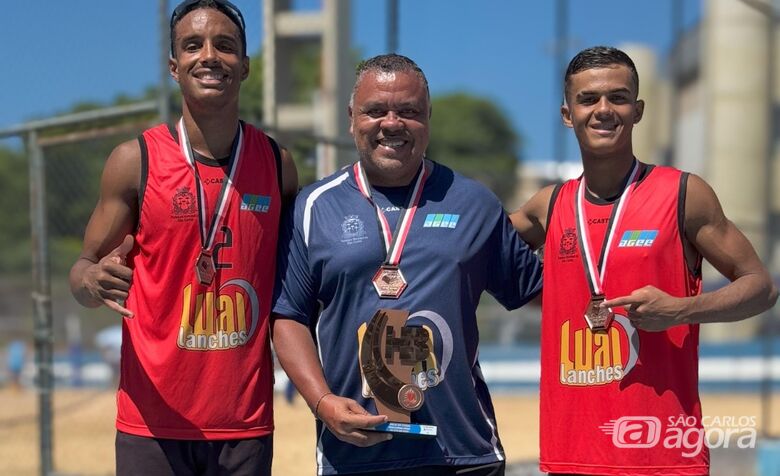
xmin=169 ymin=7 xmax=248 ymax=110
xmin=562 ymin=65 xmax=644 ymax=159
xmin=349 ymin=70 xmax=431 ymax=187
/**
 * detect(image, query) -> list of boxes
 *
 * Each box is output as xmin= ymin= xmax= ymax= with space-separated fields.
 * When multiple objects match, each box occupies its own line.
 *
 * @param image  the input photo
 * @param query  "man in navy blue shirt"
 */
xmin=272 ymin=54 xmax=542 ymax=476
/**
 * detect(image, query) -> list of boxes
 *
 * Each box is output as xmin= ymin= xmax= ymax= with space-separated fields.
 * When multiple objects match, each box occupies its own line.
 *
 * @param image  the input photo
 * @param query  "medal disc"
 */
xmin=372 ymin=266 xmax=407 ymax=299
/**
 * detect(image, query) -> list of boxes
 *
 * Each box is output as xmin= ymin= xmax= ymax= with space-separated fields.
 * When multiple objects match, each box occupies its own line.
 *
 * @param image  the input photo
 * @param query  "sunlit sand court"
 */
xmin=0 ymin=389 xmax=775 ymax=475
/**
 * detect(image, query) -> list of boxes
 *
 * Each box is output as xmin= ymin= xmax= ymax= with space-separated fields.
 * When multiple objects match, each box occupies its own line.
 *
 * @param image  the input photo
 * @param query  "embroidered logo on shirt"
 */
xmin=171 ymin=186 xmax=197 ymax=221
xmin=422 ymin=214 xmax=459 ymax=229
xmin=618 ymin=230 xmax=658 ymax=248
xmin=556 ymin=228 xmax=578 ymax=263
xmin=240 ymin=194 xmax=271 ymax=213
xmin=341 ymin=215 xmax=368 ymax=245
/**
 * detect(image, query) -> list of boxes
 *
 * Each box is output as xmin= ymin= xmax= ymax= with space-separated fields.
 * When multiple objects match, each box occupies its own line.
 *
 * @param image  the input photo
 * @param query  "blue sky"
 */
xmin=2 ymin=1 xmax=700 ymax=160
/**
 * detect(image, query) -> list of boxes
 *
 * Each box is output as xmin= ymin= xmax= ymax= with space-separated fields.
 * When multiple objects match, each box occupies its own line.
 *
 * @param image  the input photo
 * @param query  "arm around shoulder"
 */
xmin=509 ymin=184 xmax=555 ymax=250
xmin=279 ymin=146 xmax=298 ymax=206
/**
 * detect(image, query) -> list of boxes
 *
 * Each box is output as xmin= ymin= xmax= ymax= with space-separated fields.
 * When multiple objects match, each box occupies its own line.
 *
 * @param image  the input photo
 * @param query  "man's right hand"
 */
xmin=81 ymin=234 xmax=135 ymax=317
xmin=317 ymin=393 xmax=393 ymax=447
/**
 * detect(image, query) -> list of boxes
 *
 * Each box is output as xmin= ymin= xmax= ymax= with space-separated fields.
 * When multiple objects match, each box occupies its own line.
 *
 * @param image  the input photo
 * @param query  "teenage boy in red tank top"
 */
xmin=511 ymin=46 xmax=777 ymax=476
xmin=69 ymin=1 xmax=298 ymax=475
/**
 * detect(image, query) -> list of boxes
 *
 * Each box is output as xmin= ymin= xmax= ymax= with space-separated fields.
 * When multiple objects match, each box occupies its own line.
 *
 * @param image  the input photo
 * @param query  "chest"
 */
xmin=546 ymin=182 xmax=680 ymax=274
xmin=143 ymin=150 xmax=279 ymax=239
xmin=307 ymin=196 xmax=484 ymax=281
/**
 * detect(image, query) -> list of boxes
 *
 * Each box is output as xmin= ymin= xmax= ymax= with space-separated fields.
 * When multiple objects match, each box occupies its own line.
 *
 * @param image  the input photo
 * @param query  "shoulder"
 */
xmin=300 ymin=167 xmax=353 ymax=198
xmin=642 ymin=164 xmax=685 ymax=185
xmin=640 ymin=166 xmax=711 ymax=213
xmin=683 ymin=173 xmax=723 ymax=224
xmin=508 ymin=183 xmax=559 ymax=249
xmin=528 ymin=184 xmax=558 ymax=213
xmin=431 ymin=162 xmax=503 ymax=208
xmin=103 ymin=138 xmax=142 ymax=194
xmin=137 ymin=123 xmax=174 ymax=145
xmin=112 ymin=137 xmax=143 ymax=160
xmin=288 ymin=168 xmax=354 ymax=243
xmin=242 ymin=122 xmax=270 ymax=138
xmin=241 ymin=124 xmax=299 ymax=202
xmin=242 ymin=123 xmax=284 ymax=156
xmin=279 ymin=147 xmax=298 ymax=200
xmin=294 ymin=167 xmax=353 ymax=212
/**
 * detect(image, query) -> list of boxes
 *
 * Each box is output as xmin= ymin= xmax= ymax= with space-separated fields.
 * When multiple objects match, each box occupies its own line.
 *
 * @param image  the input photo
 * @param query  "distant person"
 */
xmin=94 ymin=325 xmax=122 ymax=385
xmin=284 ymin=379 xmax=297 ymax=405
xmin=511 ymin=46 xmax=778 ymax=475
xmin=69 ymin=1 xmax=297 ymax=475
xmin=6 ymin=339 xmax=26 ymax=391
xmin=272 ymin=53 xmax=542 ymax=475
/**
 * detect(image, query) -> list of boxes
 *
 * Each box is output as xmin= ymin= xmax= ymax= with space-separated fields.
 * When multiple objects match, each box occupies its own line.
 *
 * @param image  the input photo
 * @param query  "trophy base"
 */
xmin=367 ymin=422 xmax=438 ymax=439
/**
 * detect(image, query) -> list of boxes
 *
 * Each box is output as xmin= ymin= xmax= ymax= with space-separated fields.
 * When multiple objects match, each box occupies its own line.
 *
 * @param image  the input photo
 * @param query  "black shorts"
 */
xmin=345 ymin=461 xmax=505 ymax=476
xmin=115 ymin=431 xmax=272 ymax=476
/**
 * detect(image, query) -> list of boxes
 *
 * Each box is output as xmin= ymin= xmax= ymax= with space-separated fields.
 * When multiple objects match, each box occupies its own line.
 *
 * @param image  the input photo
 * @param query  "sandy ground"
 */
xmin=0 ymin=388 xmax=776 ymax=475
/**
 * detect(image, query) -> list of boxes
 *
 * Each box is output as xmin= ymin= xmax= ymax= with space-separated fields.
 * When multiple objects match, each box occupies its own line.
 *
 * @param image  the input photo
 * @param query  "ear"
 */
xmin=241 ymin=55 xmax=250 ymax=81
xmin=169 ymin=57 xmax=180 ymax=83
xmin=561 ymin=103 xmax=573 ymax=129
xmin=633 ymin=99 xmax=645 ymax=124
xmin=348 ymin=106 xmax=354 ymax=135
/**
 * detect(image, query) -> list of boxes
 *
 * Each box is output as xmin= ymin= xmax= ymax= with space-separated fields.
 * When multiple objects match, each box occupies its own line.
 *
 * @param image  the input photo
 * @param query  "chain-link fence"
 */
xmin=0 ymin=102 xmax=158 ymax=476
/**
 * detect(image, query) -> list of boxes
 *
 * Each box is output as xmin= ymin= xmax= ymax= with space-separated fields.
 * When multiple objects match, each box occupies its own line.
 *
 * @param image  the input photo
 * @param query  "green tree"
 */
xmin=428 ymin=93 xmax=520 ymax=202
xmin=239 ymin=53 xmax=264 ymax=122
xmin=0 ymin=147 xmax=31 ymax=273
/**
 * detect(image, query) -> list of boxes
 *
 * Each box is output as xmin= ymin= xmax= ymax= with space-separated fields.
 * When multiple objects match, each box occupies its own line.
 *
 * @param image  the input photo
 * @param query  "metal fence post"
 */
xmin=27 ymin=130 xmax=54 ymax=476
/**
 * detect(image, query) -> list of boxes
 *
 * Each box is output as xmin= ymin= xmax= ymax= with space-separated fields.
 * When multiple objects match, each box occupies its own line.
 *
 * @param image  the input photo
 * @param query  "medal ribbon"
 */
xmin=177 ymin=117 xmax=244 ymax=255
xmin=353 ymin=160 xmax=429 ymax=266
xmin=575 ymin=160 xmax=640 ymax=296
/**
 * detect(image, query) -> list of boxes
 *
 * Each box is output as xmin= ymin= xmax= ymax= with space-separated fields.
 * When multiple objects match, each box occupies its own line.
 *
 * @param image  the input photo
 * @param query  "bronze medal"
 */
xmin=195 ymin=251 xmax=216 ymax=285
xmin=372 ymin=265 xmax=407 ymax=299
xmin=584 ymin=294 xmax=614 ymax=332
xmin=177 ymin=118 xmax=244 ymax=289
xmin=575 ymin=161 xmax=640 ymax=332
xmin=354 ymin=161 xmax=429 ymax=301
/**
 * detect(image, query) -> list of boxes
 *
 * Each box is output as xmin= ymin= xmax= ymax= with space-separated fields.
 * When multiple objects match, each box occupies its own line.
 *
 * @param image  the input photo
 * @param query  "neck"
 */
xmin=362 ymin=159 xmax=424 ymax=188
xmin=581 ymin=153 xmax=636 ymax=199
xmin=181 ymin=104 xmax=240 ymax=159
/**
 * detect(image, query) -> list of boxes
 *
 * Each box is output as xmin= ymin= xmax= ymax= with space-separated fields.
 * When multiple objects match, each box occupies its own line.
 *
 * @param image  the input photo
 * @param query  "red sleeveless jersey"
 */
xmin=119 ymin=123 xmax=280 ymax=440
xmin=539 ymin=165 xmax=708 ymax=475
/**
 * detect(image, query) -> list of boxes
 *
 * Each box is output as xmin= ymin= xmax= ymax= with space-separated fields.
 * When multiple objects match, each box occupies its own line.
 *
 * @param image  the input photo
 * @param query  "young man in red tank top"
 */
xmin=69 ymin=1 xmax=298 ymax=475
xmin=511 ymin=46 xmax=777 ymax=475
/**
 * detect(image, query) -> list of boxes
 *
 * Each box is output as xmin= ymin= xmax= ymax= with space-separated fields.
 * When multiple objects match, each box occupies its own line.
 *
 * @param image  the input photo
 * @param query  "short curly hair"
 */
xmin=350 ymin=54 xmax=430 ymax=108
